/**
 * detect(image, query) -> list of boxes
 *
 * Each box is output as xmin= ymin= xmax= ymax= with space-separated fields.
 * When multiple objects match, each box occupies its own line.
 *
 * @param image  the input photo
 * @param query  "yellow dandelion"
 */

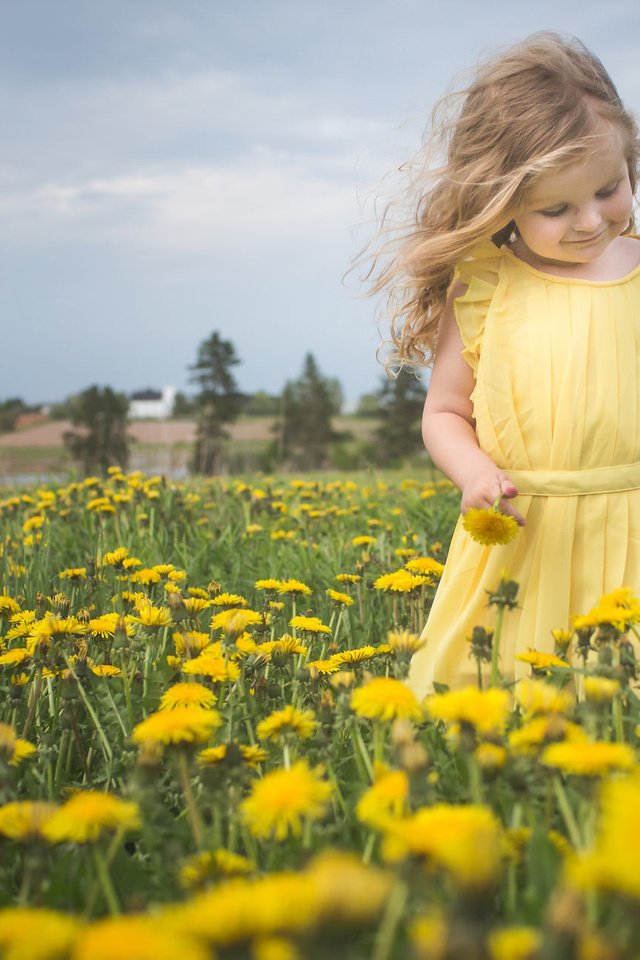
xmin=180 ymin=848 xmax=255 ymax=890
xmin=130 ymin=600 xmax=172 ymax=628
xmin=159 ymin=682 xmax=216 ymax=711
xmin=351 ymin=677 xmax=423 ymax=723
xmin=426 ymin=687 xmax=511 ymax=737
xmin=0 ymin=595 xmax=20 ymax=616
xmin=257 ymin=706 xmax=317 ymax=742
xmin=73 ymin=915 xmax=209 ymax=960
xmin=351 ymin=536 xmax=376 ymax=547
xmin=387 ymin=630 xmax=425 ymax=655
xmin=197 ymin=745 xmax=227 ymax=765
xmin=255 ymin=635 xmax=308 ymax=661
xmin=240 ymin=744 xmax=269 ymax=767
xmin=173 ymin=630 xmax=212 ymax=658
xmin=42 ymin=791 xmax=140 ymax=844
xmin=516 ymin=678 xmax=574 ymax=716
xmin=409 ymin=913 xmax=448 ymax=960
xmin=332 ymin=645 xmax=378 ymax=666
xmin=356 ymin=768 xmax=409 ymax=828
xmin=306 ymin=658 xmax=342 ymax=676
xmin=88 ymin=613 xmax=133 ymax=639
xmin=210 ymin=593 xmax=248 ymax=607
xmin=211 ymin=608 xmax=265 ymax=632
xmin=288 ymin=615 xmax=331 ymax=635
xmin=462 ymin=507 xmax=520 ymax=545
xmin=383 ymin=803 xmax=502 ymax=889
xmin=335 ymin=573 xmax=361 ymax=584
xmin=0 ymin=908 xmax=80 ymax=960
xmin=255 ymin=578 xmax=282 ymax=591
xmin=0 ymin=647 xmax=31 ymax=666
xmin=240 ymin=761 xmax=333 ymax=840
xmin=0 ymin=724 xmax=37 ymax=766
xmin=508 ymin=716 xmax=587 ymax=756
xmin=132 ymin=706 xmax=222 ymax=746
xmin=27 ymin=613 xmax=88 ymax=651
xmin=0 ymin=801 xmax=58 ymax=841
xmin=91 ymin=664 xmax=123 ymax=678
xmin=58 ymin=567 xmax=87 ymax=580
xmin=276 ymin=579 xmax=312 ymax=596
xmin=325 ymin=589 xmax=354 ymax=606
xmin=405 ymin=557 xmax=445 ymax=577
xmin=474 ymin=742 xmax=508 ymax=770
xmin=542 ymin=740 xmax=636 ymax=777
xmin=567 ymin=773 xmax=640 ymax=898
xmin=517 ymin=650 xmax=569 ymax=671
xmin=488 ymin=926 xmax=541 ymax=960
xmin=5 ymin=610 xmax=36 ymax=641
xmin=179 ymin=597 xmax=212 ymax=616
xmin=373 ymin=570 xmax=429 ymax=593
xmin=181 ymin=655 xmax=240 ymax=682
xmin=584 ymin=676 xmax=620 ymax=702
xmin=305 ymin=849 xmax=394 ymax=925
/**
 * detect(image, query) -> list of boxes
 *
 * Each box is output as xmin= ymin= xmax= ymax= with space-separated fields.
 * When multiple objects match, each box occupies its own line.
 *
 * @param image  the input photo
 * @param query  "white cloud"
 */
xmin=0 ymin=150 xmax=367 ymax=250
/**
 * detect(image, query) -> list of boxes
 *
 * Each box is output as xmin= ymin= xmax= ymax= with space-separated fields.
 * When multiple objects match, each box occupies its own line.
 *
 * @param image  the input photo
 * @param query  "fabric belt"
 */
xmin=507 ymin=462 xmax=640 ymax=497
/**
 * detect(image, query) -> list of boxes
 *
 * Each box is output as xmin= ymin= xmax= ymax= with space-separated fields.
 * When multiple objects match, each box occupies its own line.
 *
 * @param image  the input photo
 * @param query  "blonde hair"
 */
xmin=368 ymin=32 xmax=639 ymax=368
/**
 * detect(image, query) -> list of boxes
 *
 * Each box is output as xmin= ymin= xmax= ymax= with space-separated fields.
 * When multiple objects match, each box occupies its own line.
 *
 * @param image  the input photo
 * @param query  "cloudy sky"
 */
xmin=2 ymin=0 xmax=639 ymax=409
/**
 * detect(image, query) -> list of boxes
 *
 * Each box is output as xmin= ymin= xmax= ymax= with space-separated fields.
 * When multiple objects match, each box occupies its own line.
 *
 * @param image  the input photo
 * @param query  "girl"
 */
xmin=371 ymin=33 xmax=640 ymax=698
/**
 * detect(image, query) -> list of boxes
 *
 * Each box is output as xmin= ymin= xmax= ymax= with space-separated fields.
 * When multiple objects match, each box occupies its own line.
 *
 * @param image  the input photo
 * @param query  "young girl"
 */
xmin=371 ymin=32 xmax=640 ymax=699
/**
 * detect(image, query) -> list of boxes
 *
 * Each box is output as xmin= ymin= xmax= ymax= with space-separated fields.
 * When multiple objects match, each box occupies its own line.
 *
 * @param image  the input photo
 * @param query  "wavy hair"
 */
xmin=367 ymin=32 xmax=639 ymax=369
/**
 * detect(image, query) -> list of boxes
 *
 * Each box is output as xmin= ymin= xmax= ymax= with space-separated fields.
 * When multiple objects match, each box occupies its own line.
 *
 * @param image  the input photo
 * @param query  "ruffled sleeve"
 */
xmin=452 ymin=240 xmax=502 ymax=374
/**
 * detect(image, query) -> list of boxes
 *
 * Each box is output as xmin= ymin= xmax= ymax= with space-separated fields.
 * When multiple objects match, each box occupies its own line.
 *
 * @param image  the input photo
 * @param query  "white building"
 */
xmin=129 ymin=386 xmax=176 ymax=420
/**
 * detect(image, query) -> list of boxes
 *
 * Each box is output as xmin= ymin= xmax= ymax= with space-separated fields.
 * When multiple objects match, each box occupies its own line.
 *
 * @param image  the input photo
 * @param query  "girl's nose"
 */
xmin=573 ymin=205 xmax=602 ymax=233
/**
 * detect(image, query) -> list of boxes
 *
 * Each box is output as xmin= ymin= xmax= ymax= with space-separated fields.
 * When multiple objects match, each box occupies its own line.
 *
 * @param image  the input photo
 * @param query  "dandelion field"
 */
xmin=2 ymin=470 xmax=640 ymax=960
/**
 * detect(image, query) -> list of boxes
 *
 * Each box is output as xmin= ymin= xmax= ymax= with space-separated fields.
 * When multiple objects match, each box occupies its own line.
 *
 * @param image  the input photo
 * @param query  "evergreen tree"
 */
xmin=275 ymin=354 xmax=341 ymax=469
xmin=189 ymin=331 xmax=243 ymax=475
xmin=372 ymin=368 xmax=427 ymax=465
xmin=63 ymin=385 xmax=130 ymax=474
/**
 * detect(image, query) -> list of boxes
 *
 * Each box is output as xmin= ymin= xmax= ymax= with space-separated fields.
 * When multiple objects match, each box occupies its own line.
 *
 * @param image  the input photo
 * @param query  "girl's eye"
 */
xmin=540 ymin=205 xmax=568 ymax=218
xmin=596 ymin=180 xmax=620 ymax=199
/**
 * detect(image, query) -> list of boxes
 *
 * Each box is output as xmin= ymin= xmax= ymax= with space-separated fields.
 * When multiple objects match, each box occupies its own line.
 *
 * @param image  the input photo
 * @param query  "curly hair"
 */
xmin=367 ymin=32 xmax=639 ymax=369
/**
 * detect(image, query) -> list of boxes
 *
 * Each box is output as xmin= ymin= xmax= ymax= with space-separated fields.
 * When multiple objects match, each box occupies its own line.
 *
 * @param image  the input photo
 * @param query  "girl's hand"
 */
xmin=461 ymin=471 xmax=525 ymax=526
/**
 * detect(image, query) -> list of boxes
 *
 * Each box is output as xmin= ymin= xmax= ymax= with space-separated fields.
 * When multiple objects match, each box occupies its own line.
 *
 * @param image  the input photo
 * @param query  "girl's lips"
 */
xmin=567 ymin=230 xmax=606 ymax=244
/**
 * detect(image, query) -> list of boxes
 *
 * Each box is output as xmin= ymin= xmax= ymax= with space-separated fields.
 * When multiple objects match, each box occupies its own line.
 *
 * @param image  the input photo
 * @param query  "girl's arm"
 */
xmin=422 ymin=280 xmax=525 ymax=525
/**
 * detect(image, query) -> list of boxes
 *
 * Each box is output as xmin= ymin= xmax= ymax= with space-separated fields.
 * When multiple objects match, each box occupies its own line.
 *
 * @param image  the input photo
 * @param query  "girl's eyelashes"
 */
xmin=540 ymin=205 xmax=568 ymax=218
xmin=537 ymin=180 xmax=623 ymax=218
xmin=596 ymin=179 xmax=621 ymax=199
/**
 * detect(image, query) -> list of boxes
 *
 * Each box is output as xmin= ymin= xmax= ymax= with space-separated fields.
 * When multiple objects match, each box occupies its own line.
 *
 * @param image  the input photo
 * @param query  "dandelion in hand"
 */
xmin=462 ymin=506 xmax=520 ymax=545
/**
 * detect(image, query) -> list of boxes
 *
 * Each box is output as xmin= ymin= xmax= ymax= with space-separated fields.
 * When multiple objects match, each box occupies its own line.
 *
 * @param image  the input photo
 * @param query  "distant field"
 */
xmin=0 ymin=416 xmax=378 ymax=480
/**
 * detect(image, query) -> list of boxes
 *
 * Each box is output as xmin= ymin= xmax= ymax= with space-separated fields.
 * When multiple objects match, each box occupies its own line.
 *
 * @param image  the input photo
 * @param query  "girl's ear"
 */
xmin=492 ymin=221 xmax=517 ymax=247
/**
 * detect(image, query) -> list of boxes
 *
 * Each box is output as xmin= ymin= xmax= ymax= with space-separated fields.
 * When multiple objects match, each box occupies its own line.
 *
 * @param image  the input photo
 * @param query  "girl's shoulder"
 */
xmin=454 ymin=240 xmax=503 ymax=291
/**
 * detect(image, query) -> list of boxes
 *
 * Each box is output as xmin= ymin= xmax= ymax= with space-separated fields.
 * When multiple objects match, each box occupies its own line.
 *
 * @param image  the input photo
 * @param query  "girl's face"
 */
xmin=514 ymin=127 xmax=633 ymax=268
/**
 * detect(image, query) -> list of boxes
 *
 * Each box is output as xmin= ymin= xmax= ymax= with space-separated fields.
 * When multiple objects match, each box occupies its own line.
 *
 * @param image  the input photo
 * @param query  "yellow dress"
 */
xmin=408 ymin=238 xmax=640 ymax=700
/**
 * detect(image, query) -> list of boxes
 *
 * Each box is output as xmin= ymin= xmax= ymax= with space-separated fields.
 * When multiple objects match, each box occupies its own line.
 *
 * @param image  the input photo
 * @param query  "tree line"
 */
xmin=4 ymin=332 xmax=428 ymax=475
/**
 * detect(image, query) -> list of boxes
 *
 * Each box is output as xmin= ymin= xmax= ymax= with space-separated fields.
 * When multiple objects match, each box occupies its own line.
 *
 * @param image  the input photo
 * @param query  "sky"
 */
xmin=2 ymin=0 xmax=639 ymax=410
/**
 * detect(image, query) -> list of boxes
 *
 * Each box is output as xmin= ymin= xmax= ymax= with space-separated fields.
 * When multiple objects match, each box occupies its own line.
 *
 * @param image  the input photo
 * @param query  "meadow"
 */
xmin=0 ymin=469 xmax=640 ymax=960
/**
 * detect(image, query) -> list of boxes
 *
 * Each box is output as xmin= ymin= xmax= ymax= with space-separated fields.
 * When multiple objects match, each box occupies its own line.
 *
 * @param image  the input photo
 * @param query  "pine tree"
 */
xmin=189 ymin=332 xmax=243 ymax=475
xmin=63 ymin=385 xmax=130 ymax=475
xmin=372 ymin=368 xmax=427 ymax=465
xmin=276 ymin=354 xmax=341 ymax=469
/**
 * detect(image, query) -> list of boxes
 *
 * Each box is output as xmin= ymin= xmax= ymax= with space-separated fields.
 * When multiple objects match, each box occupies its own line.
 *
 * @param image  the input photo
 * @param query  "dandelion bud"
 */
xmin=487 ymin=577 xmax=519 ymax=609
xmin=207 ymin=580 xmax=221 ymax=597
xmin=113 ymin=616 xmax=129 ymax=650
xmin=400 ymin=742 xmax=430 ymax=773
xmin=390 ymin=718 xmax=415 ymax=748
xmin=0 ymin=723 xmax=17 ymax=763
xmin=35 ymin=592 xmax=47 ymax=617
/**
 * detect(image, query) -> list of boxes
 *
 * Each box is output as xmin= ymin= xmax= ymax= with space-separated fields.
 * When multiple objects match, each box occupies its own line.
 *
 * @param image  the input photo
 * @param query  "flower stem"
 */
xmin=177 ymin=750 xmax=204 ymax=849
xmin=92 ymin=844 xmax=120 ymax=916
xmin=553 ymin=776 xmax=582 ymax=849
xmin=372 ymin=879 xmax=408 ymax=960
xmin=490 ymin=606 xmax=505 ymax=687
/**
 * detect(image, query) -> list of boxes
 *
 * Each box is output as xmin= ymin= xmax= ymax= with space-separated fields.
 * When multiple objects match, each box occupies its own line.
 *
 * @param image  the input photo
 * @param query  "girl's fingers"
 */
xmin=499 ymin=499 xmax=526 ymax=526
